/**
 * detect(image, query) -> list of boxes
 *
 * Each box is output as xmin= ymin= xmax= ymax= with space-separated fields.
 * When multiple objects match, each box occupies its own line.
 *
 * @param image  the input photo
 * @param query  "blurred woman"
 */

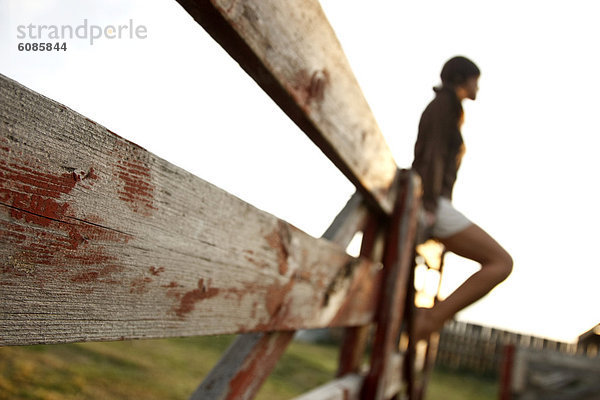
xmin=412 ymin=56 xmax=513 ymax=341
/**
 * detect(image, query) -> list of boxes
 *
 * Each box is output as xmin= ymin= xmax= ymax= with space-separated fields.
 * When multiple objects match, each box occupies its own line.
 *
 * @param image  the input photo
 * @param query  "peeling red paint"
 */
xmin=293 ymin=269 xmax=311 ymax=283
xmin=164 ymin=282 xmax=183 ymax=301
xmin=130 ymin=276 xmax=153 ymax=294
xmin=149 ymin=266 xmax=165 ymax=276
xmin=226 ymin=332 xmax=294 ymax=400
xmin=2 ymin=207 xmax=127 ymax=264
xmin=328 ymin=262 xmax=381 ymax=327
xmin=223 ymin=286 xmax=247 ymax=303
xmin=0 ymin=163 xmax=77 ymax=226
xmin=0 ymin=160 xmax=98 ymax=233
xmin=174 ymin=279 xmax=220 ymax=317
xmin=10 ymin=192 xmax=70 ymax=227
xmin=0 ymin=143 xmax=129 ymax=289
xmin=115 ymin=157 xmax=157 ymax=216
xmin=265 ymin=279 xmax=294 ymax=316
xmin=71 ymin=168 xmax=98 ymax=183
xmin=264 ymin=221 xmax=290 ymax=275
xmin=71 ymin=265 xmax=123 ymax=284
xmin=167 ymin=279 xmax=249 ymax=319
xmin=71 ymin=271 xmax=100 ymax=283
xmin=85 ymin=167 xmax=98 ymax=181
xmin=244 ymin=254 xmax=269 ymax=270
xmin=251 ymin=278 xmax=297 ymax=332
xmin=289 ymin=68 xmax=329 ymax=107
xmin=243 ymin=249 xmax=269 ymax=269
xmin=250 ymin=301 xmax=258 ymax=319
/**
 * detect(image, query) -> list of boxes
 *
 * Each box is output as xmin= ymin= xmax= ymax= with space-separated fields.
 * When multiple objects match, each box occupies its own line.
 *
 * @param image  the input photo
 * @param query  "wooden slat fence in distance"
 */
xmin=0 ymin=74 xmax=381 ymax=345
xmin=175 ymin=0 xmax=398 ymax=215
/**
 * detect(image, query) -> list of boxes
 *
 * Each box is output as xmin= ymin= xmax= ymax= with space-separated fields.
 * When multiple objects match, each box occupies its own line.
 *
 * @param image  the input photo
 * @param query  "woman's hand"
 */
xmin=413 ymin=306 xmax=445 ymax=342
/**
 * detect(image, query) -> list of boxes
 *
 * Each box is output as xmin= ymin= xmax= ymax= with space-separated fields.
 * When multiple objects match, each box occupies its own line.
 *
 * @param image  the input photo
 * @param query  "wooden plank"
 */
xmin=292 ymin=355 xmax=402 ymax=400
xmin=292 ymin=373 xmax=363 ymax=400
xmin=322 ymin=191 xmax=368 ymax=246
xmin=174 ymin=0 xmax=398 ymax=215
xmin=337 ymin=212 xmax=384 ymax=376
xmin=362 ymin=171 xmax=421 ymax=400
xmin=0 ymin=73 xmax=381 ymax=345
xmin=189 ymin=192 xmax=371 ymax=400
xmin=499 ymin=344 xmax=515 ymax=400
xmin=337 ymin=325 xmax=372 ymax=377
xmin=384 ymin=353 xmax=405 ymax=400
xmin=190 ymin=331 xmax=293 ymax=400
xmin=403 ymin=251 xmax=418 ymax=400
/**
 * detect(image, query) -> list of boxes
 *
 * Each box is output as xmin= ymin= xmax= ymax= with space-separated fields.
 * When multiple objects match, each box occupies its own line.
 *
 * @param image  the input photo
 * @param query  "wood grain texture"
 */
xmin=175 ymin=0 xmax=398 ymax=214
xmin=189 ymin=192 xmax=371 ymax=400
xmin=0 ymin=74 xmax=380 ymax=345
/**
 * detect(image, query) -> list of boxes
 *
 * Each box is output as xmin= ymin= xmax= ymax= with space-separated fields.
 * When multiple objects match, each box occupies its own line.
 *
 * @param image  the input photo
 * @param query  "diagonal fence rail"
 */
xmin=174 ymin=0 xmax=398 ymax=215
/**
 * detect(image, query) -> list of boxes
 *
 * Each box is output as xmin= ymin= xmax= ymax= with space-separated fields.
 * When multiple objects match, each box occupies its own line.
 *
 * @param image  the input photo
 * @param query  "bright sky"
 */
xmin=1 ymin=0 xmax=598 ymax=343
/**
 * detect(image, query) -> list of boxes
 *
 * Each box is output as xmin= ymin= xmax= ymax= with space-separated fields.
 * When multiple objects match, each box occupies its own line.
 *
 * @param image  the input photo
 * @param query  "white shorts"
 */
xmin=432 ymin=197 xmax=472 ymax=239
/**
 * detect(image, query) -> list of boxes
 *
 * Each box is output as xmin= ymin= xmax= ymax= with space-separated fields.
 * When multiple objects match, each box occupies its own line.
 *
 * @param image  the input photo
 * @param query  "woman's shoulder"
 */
xmin=424 ymin=88 xmax=461 ymax=119
xmin=421 ymin=91 xmax=453 ymax=118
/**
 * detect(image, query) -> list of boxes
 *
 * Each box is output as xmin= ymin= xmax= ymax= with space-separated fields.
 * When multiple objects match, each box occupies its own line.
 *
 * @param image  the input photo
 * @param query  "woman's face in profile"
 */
xmin=463 ymin=76 xmax=480 ymax=101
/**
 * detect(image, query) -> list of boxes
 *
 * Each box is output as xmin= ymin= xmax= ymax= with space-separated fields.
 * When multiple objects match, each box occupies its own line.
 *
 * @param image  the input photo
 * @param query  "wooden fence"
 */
xmin=506 ymin=345 xmax=600 ymax=399
xmin=435 ymin=320 xmax=600 ymax=378
xmin=0 ymin=1 xmax=440 ymax=399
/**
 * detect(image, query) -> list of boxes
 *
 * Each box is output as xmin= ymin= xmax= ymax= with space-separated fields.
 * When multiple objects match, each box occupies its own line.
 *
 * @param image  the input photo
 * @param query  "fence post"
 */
xmin=337 ymin=212 xmax=384 ymax=377
xmin=362 ymin=170 xmax=421 ymax=399
xmin=499 ymin=343 xmax=516 ymax=400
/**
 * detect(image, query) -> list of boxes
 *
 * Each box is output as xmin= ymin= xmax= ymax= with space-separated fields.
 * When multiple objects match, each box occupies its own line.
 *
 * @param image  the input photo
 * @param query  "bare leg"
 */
xmin=414 ymin=223 xmax=513 ymax=341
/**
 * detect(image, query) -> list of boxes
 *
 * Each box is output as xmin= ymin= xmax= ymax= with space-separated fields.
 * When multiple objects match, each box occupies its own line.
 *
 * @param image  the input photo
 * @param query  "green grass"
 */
xmin=0 ymin=336 xmax=236 ymax=400
xmin=426 ymin=368 xmax=498 ymax=400
xmin=0 ymin=337 xmax=496 ymax=399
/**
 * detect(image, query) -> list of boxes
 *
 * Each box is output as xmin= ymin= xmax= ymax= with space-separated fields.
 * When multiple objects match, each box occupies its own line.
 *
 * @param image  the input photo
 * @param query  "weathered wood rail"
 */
xmin=0 ymin=1 xmax=439 ymax=399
